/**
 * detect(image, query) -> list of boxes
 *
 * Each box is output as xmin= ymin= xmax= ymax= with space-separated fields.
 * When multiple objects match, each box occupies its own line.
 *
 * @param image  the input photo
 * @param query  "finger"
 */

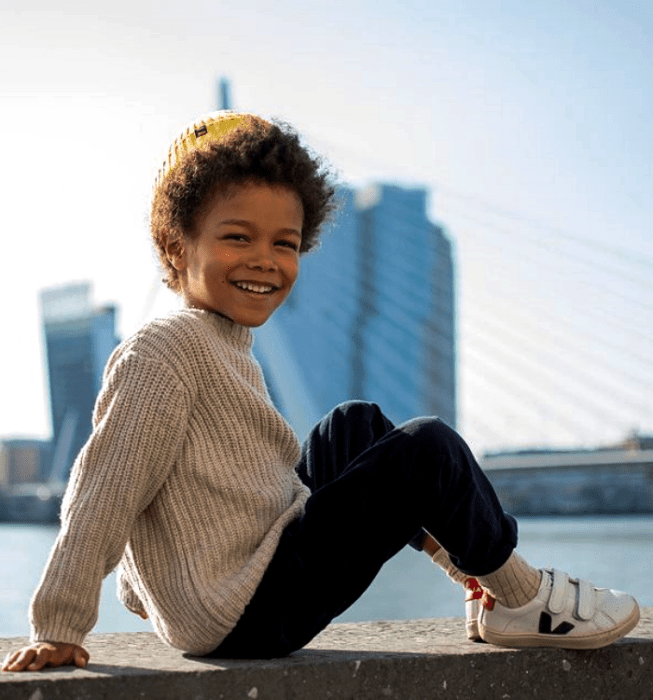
xmin=9 ymin=649 xmax=37 ymax=672
xmin=1 ymin=651 xmax=22 ymax=672
xmin=26 ymin=650 xmax=51 ymax=672
xmin=1 ymin=652 xmax=15 ymax=671
xmin=6 ymin=648 xmax=37 ymax=672
xmin=73 ymin=647 xmax=89 ymax=669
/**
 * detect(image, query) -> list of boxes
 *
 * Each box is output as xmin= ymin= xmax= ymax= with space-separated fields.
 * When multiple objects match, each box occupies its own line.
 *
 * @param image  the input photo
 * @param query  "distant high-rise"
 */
xmin=218 ymin=77 xmax=232 ymax=110
xmin=40 ymin=283 xmax=119 ymax=481
xmin=268 ymin=183 xmax=456 ymax=430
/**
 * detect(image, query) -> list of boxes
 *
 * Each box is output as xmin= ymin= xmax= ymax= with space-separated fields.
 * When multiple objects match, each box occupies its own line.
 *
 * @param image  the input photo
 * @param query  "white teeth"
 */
xmin=235 ymin=281 xmax=275 ymax=294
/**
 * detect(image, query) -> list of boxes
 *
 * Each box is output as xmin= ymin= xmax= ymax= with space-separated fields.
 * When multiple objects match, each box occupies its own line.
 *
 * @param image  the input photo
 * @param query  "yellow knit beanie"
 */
xmin=154 ymin=111 xmax=270 ymax=187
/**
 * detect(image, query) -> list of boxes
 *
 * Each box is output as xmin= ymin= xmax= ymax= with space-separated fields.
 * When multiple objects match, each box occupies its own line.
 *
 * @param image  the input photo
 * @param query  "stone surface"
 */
xmin=1 ymin=609 xmax=651 ymax=699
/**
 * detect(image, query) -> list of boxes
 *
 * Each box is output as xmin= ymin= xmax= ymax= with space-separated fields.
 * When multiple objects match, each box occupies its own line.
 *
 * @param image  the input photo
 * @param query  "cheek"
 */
xmin=287 ymin=258 xmax=300 ymax=282
xmin=202 ymin=259 xmax=231 ymax=284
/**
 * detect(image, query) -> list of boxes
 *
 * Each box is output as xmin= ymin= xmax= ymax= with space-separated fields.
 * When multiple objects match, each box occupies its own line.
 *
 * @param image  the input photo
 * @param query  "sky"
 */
xmin=1 ymin=0 xmax=651 ymax=454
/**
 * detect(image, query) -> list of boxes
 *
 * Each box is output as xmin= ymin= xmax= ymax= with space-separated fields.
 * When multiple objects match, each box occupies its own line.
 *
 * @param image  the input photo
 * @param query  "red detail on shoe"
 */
xmin=481 ymin=591 xmax=496 ymax=611
xmin=464 ymin=578 xmax=484 ymax=602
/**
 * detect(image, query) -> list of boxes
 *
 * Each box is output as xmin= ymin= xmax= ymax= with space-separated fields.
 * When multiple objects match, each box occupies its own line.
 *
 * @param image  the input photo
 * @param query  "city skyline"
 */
xmin=1 ymin=0 xmax=651 ymax=453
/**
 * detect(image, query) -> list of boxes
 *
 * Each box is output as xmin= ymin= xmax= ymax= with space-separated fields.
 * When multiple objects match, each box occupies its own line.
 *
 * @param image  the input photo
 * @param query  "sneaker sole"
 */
xmin=466 ymin=597 xmax=482 ymax=642
xmin=479 ymin=602 xmax=640 ymax=650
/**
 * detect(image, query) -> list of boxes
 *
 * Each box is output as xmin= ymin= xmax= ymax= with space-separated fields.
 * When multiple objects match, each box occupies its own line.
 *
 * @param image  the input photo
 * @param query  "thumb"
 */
xmin=73 ymin=647 xmax=89 ymax=669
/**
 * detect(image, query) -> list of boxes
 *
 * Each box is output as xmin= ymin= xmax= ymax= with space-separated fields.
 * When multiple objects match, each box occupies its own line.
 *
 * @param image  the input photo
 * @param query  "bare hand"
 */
xmin=1 ymin=642 xmax=89 ymax=672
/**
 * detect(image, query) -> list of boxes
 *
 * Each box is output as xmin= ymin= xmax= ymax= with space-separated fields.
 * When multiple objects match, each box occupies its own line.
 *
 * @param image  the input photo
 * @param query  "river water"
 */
xmin=1 ymin=515 xmax=651 ymax=638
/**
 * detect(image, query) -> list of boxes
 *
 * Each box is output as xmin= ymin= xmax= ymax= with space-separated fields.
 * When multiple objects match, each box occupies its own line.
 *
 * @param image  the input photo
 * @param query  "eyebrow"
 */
xmin=218 ymin=218 xmax=302 ymax=237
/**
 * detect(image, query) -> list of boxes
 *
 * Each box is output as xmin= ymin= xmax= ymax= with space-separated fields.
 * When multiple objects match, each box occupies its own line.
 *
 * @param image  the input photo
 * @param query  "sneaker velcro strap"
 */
xmin=548 ymin=569 xmax=570 ymax=614
xmin=575 ymin=578 xmax=596 ymax=620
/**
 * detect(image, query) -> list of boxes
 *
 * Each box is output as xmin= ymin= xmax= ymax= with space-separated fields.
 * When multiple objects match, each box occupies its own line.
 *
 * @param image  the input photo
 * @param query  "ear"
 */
xmin=165 ymin=236 xmax=187 ymax=271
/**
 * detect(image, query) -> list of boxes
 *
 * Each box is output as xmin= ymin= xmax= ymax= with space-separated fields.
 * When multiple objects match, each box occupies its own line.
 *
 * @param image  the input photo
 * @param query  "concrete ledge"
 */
xmin=1 ymin=608 xmax=652 ymax=700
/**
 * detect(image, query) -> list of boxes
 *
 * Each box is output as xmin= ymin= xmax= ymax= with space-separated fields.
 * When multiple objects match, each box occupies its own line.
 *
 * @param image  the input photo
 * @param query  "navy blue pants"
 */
xmin=209 ymin=401 xmax=517 ymax=658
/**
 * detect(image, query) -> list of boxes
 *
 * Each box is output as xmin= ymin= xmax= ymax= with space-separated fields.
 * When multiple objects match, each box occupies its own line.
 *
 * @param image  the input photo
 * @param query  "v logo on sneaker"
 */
xmin=539 ymin=612 xmax=575 ymax=635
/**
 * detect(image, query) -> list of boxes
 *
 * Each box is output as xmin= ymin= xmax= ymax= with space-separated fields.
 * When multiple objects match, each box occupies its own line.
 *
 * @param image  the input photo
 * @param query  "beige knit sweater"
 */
xmin=30 ymin=309 xmax=309 ymax=655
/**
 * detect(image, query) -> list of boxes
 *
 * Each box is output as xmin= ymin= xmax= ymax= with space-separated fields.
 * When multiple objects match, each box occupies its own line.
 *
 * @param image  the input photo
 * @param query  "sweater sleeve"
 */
xmin=117 ymin=568 xmax=146 ymax=617
xmin=30 ymin=350 xmax=192 ymax=646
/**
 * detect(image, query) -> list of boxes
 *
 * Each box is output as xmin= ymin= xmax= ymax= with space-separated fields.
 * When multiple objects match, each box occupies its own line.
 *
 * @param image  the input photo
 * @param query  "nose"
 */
xmin=245 ymin=242 xmax=278 ymax=272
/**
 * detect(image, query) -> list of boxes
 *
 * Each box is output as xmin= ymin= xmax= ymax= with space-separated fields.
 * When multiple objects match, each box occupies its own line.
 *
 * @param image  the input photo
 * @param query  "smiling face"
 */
xmin=168 ymin=183 xmax=303 ymax=327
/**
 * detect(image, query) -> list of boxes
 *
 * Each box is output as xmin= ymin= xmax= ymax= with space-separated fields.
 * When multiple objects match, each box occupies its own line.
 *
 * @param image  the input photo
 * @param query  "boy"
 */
xmin=2 ymin=112 xmax=640 ymax=671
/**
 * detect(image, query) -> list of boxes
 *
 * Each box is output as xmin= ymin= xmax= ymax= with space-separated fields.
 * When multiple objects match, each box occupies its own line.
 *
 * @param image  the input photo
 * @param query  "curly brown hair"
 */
xmin=151 ymin=113 xmax=338 ymax=292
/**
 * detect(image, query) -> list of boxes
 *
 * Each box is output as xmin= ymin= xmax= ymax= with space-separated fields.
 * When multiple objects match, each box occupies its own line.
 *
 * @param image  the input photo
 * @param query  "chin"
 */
xmin=228 ymin=312 xmax=272 ymax=327
xmin=240 ymin=317 xmax=271 ymax=328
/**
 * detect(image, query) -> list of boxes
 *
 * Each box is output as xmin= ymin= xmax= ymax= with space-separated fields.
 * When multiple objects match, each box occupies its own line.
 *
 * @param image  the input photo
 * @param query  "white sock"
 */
xmin=431 ymin=546 xmax=470 ymax=585
xmin=476 ymin=552 xmax=542 ymax=608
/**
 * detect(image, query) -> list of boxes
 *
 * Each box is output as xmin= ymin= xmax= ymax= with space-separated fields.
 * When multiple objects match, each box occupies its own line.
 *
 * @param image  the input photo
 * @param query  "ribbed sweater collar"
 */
xmin=182 ymin=308 xmax=254 ymax=350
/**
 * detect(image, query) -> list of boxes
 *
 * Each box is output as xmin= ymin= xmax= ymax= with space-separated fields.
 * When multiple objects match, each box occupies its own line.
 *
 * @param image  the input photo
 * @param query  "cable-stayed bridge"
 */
xmin=254 ymin=185 xmax=651 ymax=456
xmin=446 ymin=195 xmax=652 ymax=454
xmin=298 ymin=127 xmax=652 ymax=457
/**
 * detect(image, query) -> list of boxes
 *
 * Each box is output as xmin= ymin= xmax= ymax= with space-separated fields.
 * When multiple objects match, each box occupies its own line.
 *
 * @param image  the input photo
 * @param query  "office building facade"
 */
xmin=266 ymin=183 xmax=456 ymax=433
xmin=40 ymin=283 xmax=119 ymax=482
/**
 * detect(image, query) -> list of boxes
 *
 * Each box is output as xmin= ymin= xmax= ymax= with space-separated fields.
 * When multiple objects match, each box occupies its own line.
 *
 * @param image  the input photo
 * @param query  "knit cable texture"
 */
xmin=30 ymin=309 xmax=308 ymax=655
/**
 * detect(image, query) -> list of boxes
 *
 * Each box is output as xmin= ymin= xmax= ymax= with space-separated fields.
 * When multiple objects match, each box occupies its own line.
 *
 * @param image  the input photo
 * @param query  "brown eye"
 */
xmin=276 ymin=240 xmax=299 ymax=250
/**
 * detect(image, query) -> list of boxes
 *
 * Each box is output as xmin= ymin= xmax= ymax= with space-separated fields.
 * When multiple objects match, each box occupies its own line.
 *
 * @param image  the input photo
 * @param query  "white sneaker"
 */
xmin=478 ymin=568 xmax=640 ymax=649
xmin=463 ymin=577 xmax=484 ymax=641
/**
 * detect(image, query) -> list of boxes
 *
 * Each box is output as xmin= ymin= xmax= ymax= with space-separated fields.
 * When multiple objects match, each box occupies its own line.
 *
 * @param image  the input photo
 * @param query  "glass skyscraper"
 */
xmin=40 ymin=283 xmax=119 ymax=482
xmin=258 ymin=183 xmax=456 ymax=435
